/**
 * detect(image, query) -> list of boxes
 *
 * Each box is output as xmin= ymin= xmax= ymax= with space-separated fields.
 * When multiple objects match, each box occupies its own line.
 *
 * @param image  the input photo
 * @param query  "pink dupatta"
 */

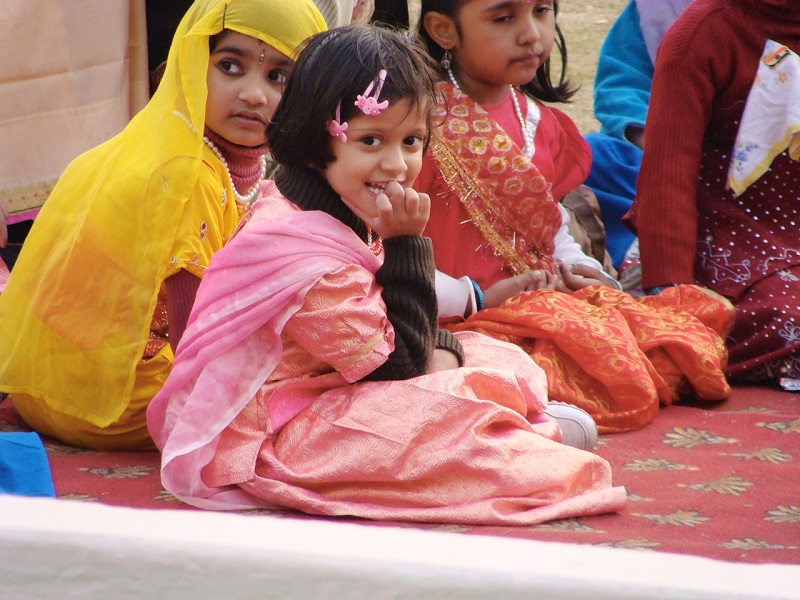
xmin=146 ymin=188 xmax=381 ymax=509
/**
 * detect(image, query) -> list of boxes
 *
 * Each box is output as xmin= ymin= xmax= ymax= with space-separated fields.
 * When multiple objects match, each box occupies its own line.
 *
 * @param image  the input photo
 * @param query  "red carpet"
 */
xmin=2 ymin=385 xmax=798 ymax=564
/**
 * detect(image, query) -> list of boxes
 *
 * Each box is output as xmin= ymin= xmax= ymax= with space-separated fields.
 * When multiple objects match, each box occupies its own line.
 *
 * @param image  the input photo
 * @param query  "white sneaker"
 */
xmin=543 ymin=401 xmax=598 ymax=450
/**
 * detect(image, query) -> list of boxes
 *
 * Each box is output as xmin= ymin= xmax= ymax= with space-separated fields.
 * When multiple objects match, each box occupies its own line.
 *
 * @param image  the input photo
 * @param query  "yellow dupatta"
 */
xmin=0 ymin=0 xmax=326 ymax=426
xmin=430 ymin=82 xmax=563 ymax=275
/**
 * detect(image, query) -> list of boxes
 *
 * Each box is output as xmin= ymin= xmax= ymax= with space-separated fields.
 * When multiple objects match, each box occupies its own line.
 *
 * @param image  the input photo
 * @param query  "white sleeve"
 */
xmin=553 ymin=205 xmax=622 ymax=289
xmin=435 ymin=270 xmax=476 ymax=318
xmin=552 ymin=203 xmax=605 ymax=271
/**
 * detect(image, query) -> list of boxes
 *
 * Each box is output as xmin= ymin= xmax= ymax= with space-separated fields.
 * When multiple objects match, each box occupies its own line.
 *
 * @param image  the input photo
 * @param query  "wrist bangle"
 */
xmin=602 ymin=272 xmax=623 ymax=290
xmin=471 ymin=279 xmax=485 ymax=311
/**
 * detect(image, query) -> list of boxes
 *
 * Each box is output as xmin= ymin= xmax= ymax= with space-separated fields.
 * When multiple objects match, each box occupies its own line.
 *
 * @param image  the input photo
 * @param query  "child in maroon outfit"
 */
xmin=629 ymin=0 xmax=800 ymax=389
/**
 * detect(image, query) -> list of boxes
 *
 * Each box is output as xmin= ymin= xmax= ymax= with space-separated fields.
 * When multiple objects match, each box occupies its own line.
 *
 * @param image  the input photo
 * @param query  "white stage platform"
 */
xmin=2 ymin=495 xmax=799 ymax=599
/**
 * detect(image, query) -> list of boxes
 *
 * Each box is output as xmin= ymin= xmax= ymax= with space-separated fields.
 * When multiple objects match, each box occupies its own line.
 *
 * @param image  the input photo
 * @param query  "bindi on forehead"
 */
xmin=212 ymin=38 xmax=291 ymax=67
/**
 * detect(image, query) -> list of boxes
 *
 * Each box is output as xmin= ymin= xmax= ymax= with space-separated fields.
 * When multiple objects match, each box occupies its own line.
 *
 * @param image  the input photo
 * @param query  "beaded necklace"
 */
xmin=172 ymin=109 xmax=266 ymax=205
xmin=366 ymin=227 xmax=383 ymax=256
xmin=202 ymin=136 xmax=266 ymax=205
xmin=446 ymin=67 xmax=533 ymax=157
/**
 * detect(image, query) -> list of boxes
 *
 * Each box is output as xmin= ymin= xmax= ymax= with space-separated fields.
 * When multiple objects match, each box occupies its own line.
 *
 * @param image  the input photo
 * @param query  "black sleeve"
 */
xmin=435 ymin=329 xmax=465 ymax=367
xmin=361 ymin=236 xmax=438 ymax=381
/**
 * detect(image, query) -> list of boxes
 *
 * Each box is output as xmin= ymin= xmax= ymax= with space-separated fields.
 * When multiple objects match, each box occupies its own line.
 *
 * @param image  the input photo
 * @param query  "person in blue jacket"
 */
xmin=584 ymin=0 xmax=691 ymax=270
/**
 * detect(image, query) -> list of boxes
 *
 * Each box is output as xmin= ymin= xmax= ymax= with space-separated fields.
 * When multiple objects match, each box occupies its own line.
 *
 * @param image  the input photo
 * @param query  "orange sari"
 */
xmin=431 ymin=83 xmax=735 ymax=433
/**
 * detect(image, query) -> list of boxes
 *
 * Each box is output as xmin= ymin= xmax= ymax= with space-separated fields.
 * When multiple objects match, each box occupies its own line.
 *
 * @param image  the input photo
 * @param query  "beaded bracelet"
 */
xmin=470 ymin=279 xmax=486 ymax=312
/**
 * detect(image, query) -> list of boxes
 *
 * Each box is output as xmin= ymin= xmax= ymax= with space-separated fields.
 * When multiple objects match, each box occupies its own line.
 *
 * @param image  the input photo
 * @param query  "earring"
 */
xmin=440 ymin=50 xmax=451 ymax=70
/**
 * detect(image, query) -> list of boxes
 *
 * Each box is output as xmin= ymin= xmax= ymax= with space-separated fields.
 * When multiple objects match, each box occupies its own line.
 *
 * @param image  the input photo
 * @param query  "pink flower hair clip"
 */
xmin=327 ymin=101 xmax=348 ymax=142
xmin=327 ymin=69 xmax=390 ymax=142
xmin=355 ymin=69 xmax=389 ymax=116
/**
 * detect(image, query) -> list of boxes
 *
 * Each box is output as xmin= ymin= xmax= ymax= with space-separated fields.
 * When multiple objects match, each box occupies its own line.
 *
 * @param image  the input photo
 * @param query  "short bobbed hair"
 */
xmin=268 ymin=25 xmax=440 ymax=171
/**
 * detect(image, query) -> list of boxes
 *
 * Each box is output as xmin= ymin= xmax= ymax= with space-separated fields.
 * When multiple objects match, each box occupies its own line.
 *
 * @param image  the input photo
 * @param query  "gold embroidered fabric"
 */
xmin=431 ymin=82 xmax=562 ymax=275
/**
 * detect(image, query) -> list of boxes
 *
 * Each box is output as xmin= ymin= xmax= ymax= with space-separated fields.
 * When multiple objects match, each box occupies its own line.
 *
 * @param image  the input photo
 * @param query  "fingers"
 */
xmin=381 ymin=182 xmax=428 ymax=218
xmin=521 ymin=270 xmax=546 ymax=291
xmin=558 ymin=263 xmax=612 ymax=291
xmin=373 ymin=182 xmax=409 ymax=227
xmin=402 ymin=186 xmax=420 ymax=216
xmin=500 ymin=270 xmax=548 ymax=294
xmin=382 ymin=180 xmax=405 ymax=205
xmin=518 ymin=269 xmax=559 ymax=292
xmin=375 ymin=190 xmax=393 ymax=215
xmin=568 ymin=264 xmax=604 ymax=279
xmin=372 ymin=182 xmax=429 ymax=239
xmin=416 ymin=191 xmax=431 ymax=221
xmin=487 ymin=264 xmax=616 ymax=303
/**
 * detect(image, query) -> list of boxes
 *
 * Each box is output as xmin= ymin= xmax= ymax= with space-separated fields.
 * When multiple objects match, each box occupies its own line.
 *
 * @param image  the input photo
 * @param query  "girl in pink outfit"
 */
xmin=147 ymin=26 xmax=625 ymax=524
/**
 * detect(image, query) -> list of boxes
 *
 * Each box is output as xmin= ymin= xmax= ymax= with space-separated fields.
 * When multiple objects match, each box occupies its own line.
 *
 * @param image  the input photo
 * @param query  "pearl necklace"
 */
xmin=172 ymin=110 xmax=266 ymax=205
xmin=203 ymin=136 xmax=265 ymax=205
xmin=446 ymin=67 xmax=533 ymax=157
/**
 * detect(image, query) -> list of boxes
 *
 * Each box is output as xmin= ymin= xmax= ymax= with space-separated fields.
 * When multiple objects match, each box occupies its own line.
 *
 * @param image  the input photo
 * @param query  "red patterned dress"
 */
xmin=630 ymin=0 xmax=800 ymax=382
xmin=416 ymin=82 xmax=735 ymax=433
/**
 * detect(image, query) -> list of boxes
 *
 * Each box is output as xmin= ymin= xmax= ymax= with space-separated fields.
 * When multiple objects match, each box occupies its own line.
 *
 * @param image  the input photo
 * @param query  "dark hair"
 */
xmin=268 ymin=25 xmax=440 ymax=171
xmin=208 ymin=29 xmax=233 ymax=53
xmin=370 ymin=0 xmax=410 ymax=29
xmin=418 ymin=0 xmax=577 ymax=103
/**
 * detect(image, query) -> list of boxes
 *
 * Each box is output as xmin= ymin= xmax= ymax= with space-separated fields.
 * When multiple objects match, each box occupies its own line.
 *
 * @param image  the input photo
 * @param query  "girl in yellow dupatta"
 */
xmin=0 ymin=0 xmax=326 ymax=450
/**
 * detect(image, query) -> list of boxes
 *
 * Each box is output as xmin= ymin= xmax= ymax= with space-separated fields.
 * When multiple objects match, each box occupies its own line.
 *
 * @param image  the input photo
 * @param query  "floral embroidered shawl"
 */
xmin=430 ymin=82 xmax=562 ymax=276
